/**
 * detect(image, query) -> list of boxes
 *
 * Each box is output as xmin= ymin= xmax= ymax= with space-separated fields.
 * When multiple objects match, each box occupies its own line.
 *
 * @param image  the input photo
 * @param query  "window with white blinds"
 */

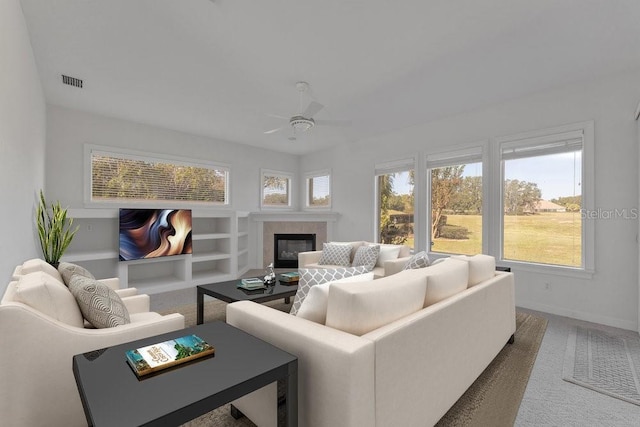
xmin=305 ymin=170 xmax=331 ymax=208
xmin=89 ymin=147 xmax=229 ymax=205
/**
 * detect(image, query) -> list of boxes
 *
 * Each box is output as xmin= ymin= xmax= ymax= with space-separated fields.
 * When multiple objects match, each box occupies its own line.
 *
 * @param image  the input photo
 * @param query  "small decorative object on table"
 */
xmin=263 ymin=262 xmax=276 ymax=285
xmin=279 ymin=271 xmax=300 ymax=285
xmin=238 ymin=277 xmax=267 ymax=290
xmin=125 ymin=334 xmax=215 ymax=377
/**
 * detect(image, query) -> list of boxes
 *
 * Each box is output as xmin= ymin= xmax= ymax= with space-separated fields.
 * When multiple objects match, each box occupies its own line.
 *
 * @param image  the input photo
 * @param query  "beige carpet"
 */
xmin=159 ymin=303 xmax=547 ymax=427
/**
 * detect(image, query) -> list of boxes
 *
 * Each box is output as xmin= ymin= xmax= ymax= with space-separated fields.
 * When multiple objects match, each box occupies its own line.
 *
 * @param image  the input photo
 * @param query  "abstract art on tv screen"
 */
xmin=119 ymin=209 xmax=193 ymax=261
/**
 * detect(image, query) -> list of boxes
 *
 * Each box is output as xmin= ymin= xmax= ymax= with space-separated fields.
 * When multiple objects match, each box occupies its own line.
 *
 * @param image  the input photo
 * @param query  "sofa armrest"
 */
xmin=383 ymin=255 xmax=411 ymax=276
xmin=298 ymin=250 xmax=323 ymax=268
xmin=121 ymin=294 xmax=150 ymax=314
xmin=227 ymin=301 xmax=375 ymax=427
xmin=98 ymin=277 xmax=120 ymax=290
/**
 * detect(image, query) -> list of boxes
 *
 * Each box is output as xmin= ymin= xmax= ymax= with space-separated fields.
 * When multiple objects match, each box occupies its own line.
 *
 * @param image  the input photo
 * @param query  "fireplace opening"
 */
xmin=274 ymin=233 xmax=316 ymax=269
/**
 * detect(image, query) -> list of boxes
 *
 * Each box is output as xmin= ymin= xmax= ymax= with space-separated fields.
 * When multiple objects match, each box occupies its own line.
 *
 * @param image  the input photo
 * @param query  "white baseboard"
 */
xmin=518 ymin=300 xmax=638 ymax=332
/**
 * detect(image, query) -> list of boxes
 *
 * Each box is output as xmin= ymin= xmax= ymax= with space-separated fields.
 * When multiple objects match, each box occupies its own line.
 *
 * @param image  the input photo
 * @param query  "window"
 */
xmin=261 ymin=170 xmax=292 ymax=208
xmin=305 ymin=170 xmax=331 ymax=209
xmin=499 ymin=125 xmax=590 ymax=268
xmin=427 ymin=147 xmax=483 ymax=255
xmin=87 ymin=145 xmax=229 ymax=205
xmin=375 ymin=159 xmax=415 ymax=249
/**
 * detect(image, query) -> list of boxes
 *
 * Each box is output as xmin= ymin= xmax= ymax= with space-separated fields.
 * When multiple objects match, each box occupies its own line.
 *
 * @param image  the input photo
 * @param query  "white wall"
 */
xmin=301 ymin=68 xmax=640 ymax=330
xmin=0 ymin=0 xmax=46 ymax=290
xmin=45 ymin=105 xmax=300 ymax=210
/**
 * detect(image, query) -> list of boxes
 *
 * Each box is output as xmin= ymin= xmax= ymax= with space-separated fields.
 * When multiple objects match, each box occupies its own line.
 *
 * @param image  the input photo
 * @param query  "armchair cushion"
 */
xmin=58 ymin=262 xmax=94 ymax=286
xmin=290 ymin=266 xmax=370 ymax=315
xmin=18 ymin=258 xmax=63 ymax=281
xmin=69 ymin=275 xmax=131 ymax=328
xmin=13 ymin=272 xmax=84 ymax=327
xmin=375 ymin=244 xmax=402 ymax=267
xmin=318 ymin=242 xmax=352 ymax=266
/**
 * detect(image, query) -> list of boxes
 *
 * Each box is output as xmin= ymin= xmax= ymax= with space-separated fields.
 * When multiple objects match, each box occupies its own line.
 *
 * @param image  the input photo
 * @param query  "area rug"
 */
xmin=562 ymin=325 xmax=640 ymax=406
xmin=160 ymin=304 xmax=547 ymax=427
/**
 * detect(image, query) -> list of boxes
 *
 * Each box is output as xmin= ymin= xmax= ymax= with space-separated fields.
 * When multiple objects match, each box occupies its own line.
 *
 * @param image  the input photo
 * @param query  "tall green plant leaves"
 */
xmin=36 ymin=190 xmax=78 ymax=264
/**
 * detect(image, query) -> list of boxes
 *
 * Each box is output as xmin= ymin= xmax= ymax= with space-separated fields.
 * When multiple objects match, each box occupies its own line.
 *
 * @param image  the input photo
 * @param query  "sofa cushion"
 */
xmin=58 ymin=262 xmax=95 ymax=286
xmin=375 ymin=244 xmax=402 ymax=267
xmin=403 ymin=251 xmax=431 ymax=270
xmin=290 ymin=266 xmax=370 ymax=315
xmin=452 ymin=254 xmax=496 ymax=287
xmin=318 ymin=243 xmax=352 ymax=267
xmin=352 ymin=244 xmax=380 ymax=271
xmin=325 ymin=274 xmax=426 ymax=335
xmin=423 ymin=258 xmax=469 ymax=307
xmin=16 ymin=258 xmax=64 ymax=283
xmin=296 ymin=272 xmax=375 ymax=324
xmin=69 ymin=275 xmax=131 ymax=328
xmin=13 ymin=272 xmax=84 ymax=327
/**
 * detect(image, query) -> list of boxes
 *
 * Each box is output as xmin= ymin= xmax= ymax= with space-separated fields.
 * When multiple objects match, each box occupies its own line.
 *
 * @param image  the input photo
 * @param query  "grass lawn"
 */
xmin=432 ymin=212 xmax=581 ymax=267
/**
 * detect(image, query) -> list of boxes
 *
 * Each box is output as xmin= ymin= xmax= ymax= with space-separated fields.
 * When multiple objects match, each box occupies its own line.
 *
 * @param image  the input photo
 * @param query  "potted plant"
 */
xmin=36 ymin=190 xmax=78 ymax=267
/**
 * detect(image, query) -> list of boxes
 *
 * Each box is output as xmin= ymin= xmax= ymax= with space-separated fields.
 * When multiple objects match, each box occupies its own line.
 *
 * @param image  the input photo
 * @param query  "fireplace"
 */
xmin=274 ymin=234 xmax=316 ymax=268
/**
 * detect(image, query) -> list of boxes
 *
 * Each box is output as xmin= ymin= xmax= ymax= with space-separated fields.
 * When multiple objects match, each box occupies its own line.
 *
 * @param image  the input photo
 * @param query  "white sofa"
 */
xmin=298 ymin=241 xmax=412 ymax=278
xmin=0 ymin=259 xmax=185 ymax=427
xmin=227 ymin=255 xmax=515 ymax=427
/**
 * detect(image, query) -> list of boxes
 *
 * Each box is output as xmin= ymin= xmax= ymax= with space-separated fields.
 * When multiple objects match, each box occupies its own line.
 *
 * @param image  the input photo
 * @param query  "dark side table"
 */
xmin=73 ymin=321 xmax=298 ymax=426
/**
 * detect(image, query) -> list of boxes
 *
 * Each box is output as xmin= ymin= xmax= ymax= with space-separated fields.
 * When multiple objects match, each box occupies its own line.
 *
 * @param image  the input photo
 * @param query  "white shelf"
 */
xmin=67 ymin=209 xmax=251 ymax=292
xmin=192 ymin=233 xmax=232 ymax=240
xmin=63 ymin=250 xmax=118 ymax=262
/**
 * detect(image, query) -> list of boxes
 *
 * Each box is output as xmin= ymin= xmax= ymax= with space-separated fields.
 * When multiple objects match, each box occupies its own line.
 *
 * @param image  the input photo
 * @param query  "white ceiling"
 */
xmin=19 ymin=0 xmax=640 ymax=155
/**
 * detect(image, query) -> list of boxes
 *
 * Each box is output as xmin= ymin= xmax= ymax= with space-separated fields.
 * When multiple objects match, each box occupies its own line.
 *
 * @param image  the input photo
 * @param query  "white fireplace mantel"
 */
xmin=250 ymin=211 xmax=340 ymax=223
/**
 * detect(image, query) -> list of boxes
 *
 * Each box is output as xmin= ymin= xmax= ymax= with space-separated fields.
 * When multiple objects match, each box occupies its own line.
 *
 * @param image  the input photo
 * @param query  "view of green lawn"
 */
xmin=432 ymin=212 xmax=582 ymax=267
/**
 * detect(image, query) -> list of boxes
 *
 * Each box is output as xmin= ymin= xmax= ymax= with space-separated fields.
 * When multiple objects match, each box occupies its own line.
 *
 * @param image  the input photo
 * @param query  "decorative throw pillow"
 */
xmin=58 ymin=262 xmax=95 ymax=286
xmin=296 ymin=272 xmax=374 ymax=324
xmin=352 ymin=245 xmax=380 ymax=271
xmin=290 ymin=266 xmax=369 ymax=315
xmin=69 ymin=275 xmax=130 ymax=328
xmin=403 ymin=251 xmax=431 ymax=270
xmin=375 ymin=244 xmax=402 ymax=267
xmin=317 ymin=243 xmax=352 ymax=267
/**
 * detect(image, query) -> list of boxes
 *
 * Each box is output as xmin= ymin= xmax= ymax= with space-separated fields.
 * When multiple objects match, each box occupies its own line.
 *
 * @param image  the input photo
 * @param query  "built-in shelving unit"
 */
xmin=63 ymin=208 xmax=251 ymax=294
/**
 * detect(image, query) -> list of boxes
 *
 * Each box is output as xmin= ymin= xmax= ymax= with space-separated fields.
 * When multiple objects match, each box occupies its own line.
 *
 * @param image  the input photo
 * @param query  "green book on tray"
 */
xmin=125 ymin=334 xmax=215 ymax=377
xmin=279 ymin=272 xmax=300 ymax=282
xmin=239 ymin=277 xmax=267 ymax=290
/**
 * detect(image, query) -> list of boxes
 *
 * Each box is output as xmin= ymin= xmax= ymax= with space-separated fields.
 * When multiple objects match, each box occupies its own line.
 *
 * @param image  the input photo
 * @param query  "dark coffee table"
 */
xmin=73 ymin=321 xmax=298 ymax=426
xmin=197 ymin=278 xmax=298 ymax=325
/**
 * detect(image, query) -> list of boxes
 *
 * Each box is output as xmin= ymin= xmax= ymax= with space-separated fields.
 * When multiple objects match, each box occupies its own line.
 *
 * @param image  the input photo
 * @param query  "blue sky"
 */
xmin=392 ymin=152 xmax=581 ymax=200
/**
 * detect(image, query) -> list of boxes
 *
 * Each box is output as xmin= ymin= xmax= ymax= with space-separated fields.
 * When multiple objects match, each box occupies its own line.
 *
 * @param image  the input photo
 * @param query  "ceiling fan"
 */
xmin=264 ymin=81 xmax=350 ymax=141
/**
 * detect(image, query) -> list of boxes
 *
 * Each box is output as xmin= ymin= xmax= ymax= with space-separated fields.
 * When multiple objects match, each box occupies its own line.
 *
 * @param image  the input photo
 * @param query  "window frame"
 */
xmin=260 ymin=169 xmax=293 ymax=210
xmin=84 ymin=144 xmax=230 ymax=208
xmin=304 ymin=169 xmax=332 ymax=210
xmin=426 ymin=144 xmax=487 ymax=256
xmin=493 ymin=121 xmax=595 ymax=276
xmin=374 ymin=157 xmax=416 ymax=247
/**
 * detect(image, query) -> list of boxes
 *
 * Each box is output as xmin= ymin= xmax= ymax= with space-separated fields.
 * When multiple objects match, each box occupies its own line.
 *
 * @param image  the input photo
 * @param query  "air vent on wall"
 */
xmin=61 ymin=74 xmax=83 ymax=88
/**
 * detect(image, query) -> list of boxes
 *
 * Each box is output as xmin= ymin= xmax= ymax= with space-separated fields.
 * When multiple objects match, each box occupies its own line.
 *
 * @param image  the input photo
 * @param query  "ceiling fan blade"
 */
xmin=302 ymin=101 xmax=324 ymax=118
xmin=314 ymin=119 xmax=352 ymax=127
xmin=266 ymin=113 xmax=290 ymax=120
xmin=264 ymin=127 xmax=283 ymax=134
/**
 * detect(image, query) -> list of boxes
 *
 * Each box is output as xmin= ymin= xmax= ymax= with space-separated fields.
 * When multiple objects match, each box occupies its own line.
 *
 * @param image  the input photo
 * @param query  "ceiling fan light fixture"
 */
xmin=290 ymin=116 xmax=315 ymax=132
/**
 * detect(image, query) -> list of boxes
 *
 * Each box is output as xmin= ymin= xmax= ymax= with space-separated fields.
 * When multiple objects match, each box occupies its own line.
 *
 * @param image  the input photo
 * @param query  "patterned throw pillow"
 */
xmin=290 ymin=266 xmax=369 ymax=315
xmin=69 ymin=275 xmax=130 ymax=328
xmin=403 ymin=251 xmax=431 ymax=270
xmin=317 ymin=243 xmax=352 ymax=266
xmin=58 ymin=262 xmax=95 ymax=286
xmin=352 ymin=245 xmax=380 ymax=271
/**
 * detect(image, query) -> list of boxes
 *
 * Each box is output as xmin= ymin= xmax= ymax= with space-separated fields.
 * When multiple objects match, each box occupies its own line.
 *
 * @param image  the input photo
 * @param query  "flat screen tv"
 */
xmin=119 ymin=209 xmax=193 ymax=261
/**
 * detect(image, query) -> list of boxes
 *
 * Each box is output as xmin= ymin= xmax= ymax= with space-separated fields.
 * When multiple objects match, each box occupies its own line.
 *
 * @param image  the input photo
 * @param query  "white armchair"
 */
xmin=1 ymin=259 xmax=185 ymax=427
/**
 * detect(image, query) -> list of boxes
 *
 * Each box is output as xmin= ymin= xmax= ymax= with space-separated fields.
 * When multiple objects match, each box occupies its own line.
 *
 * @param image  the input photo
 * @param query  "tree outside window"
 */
xmin=377 ymin=170 xmax=414 ymax=248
